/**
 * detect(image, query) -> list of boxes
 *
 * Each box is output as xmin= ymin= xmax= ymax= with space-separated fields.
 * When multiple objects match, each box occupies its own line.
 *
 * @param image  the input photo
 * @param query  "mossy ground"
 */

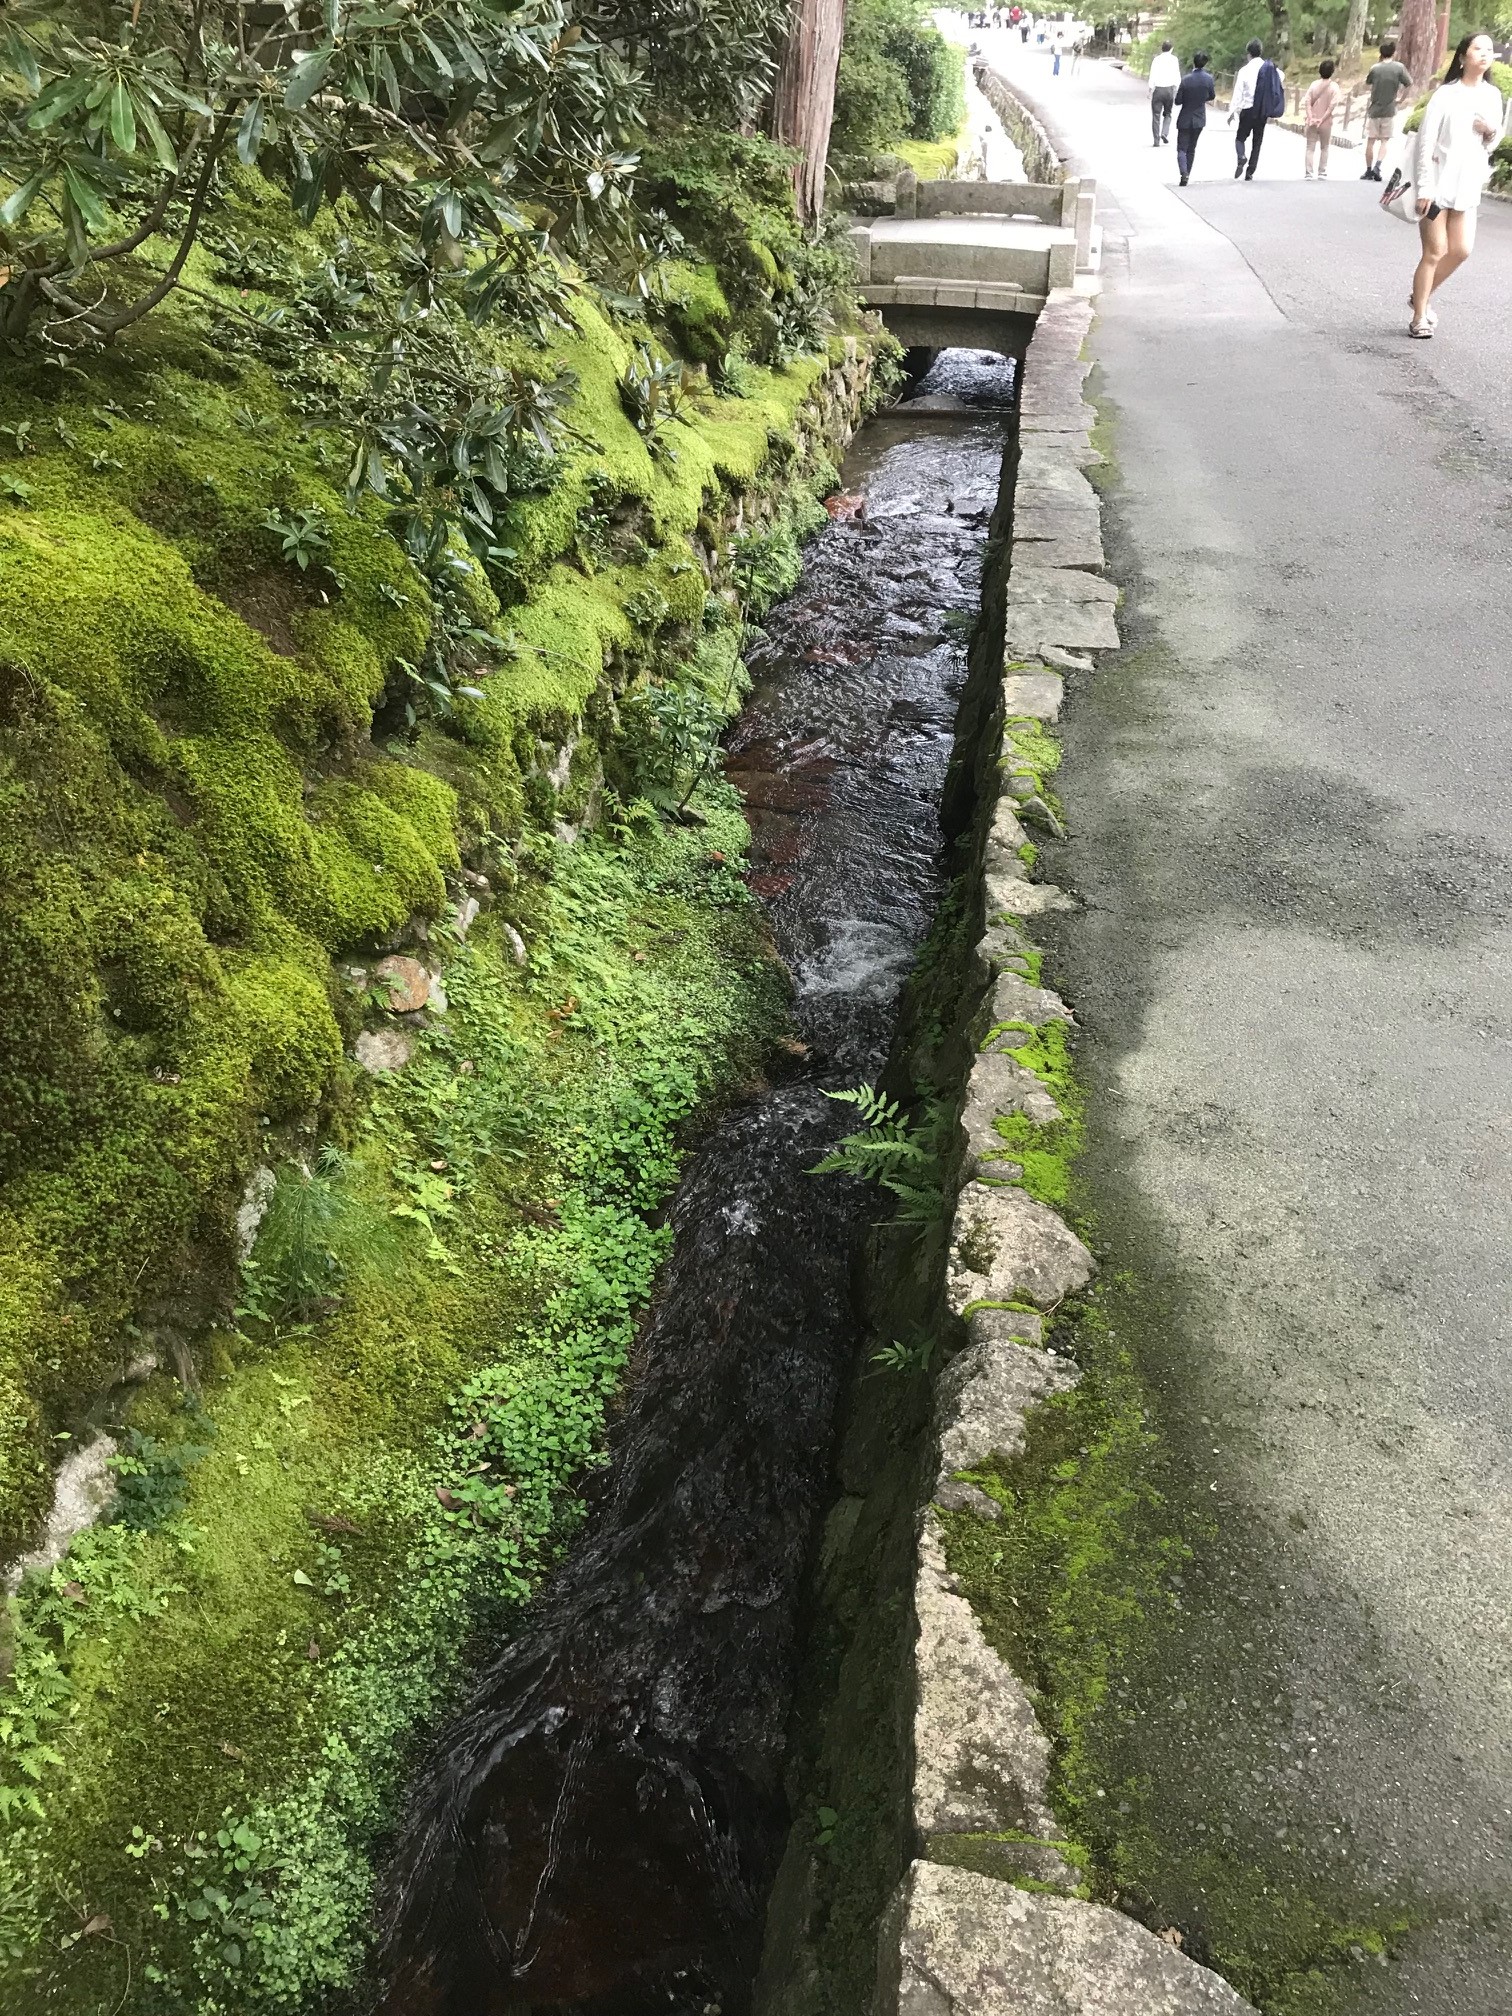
xmin=0 ymin=154 xmax=877 ymax=2010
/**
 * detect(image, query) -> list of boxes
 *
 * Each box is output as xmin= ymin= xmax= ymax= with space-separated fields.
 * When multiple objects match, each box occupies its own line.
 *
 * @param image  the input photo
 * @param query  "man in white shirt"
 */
xmin=1227 ymin=38 xmax=1281 ymax=179
xmin=1149 ymin=40 xmax=1181 ymax=145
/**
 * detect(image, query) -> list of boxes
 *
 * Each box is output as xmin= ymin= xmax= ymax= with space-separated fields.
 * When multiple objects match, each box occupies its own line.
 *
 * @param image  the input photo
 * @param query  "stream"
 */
xmin=377 ymin=348 xmax=1018 ymax=2016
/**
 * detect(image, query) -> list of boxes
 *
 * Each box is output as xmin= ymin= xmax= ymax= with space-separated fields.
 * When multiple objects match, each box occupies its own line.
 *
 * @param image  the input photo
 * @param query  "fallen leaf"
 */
xmin=292 ymin=1568 xmax=314 ymax=1587
xmin=61 ymin=1580 xmax=87 ymax=1604
xmin=219 ymin=1741 xmax=246 ymax=1760
xmin=1158 ymin=1927 xmax=1184 ymax=1948
xmin=82 ymin=1915 xmax=113 ymax=1939
xmin=435 ymin=1486 xmax=460 ymax=1510
xmin=306 ymin=1510 xmax=361 ymax=1535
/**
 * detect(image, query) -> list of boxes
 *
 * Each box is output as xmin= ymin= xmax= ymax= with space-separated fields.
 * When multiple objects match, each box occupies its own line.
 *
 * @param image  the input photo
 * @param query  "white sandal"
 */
xmin=1408 ymin=319 xmax=1433 ymax=339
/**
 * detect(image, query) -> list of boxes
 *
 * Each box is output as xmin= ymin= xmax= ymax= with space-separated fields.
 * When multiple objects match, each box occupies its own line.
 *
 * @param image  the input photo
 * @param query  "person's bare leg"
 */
xmin=1428 ymin=208 xmax=1475 ymax=299
xmin=1411 ymin=212 xmax=1445 ymax=322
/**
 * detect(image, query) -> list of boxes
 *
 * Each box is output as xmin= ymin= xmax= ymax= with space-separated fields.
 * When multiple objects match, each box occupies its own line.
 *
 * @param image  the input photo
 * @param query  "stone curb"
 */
xmin=875 ymin=295 xmax=1261 ymax=2015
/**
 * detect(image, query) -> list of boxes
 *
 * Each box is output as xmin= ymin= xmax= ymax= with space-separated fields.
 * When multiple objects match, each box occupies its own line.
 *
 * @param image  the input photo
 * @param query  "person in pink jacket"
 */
xmin=1303 ymin=59 xmax=1342 ymax=178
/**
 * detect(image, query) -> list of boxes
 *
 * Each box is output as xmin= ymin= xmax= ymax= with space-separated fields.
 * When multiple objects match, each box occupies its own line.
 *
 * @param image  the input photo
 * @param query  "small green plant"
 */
xmin=809 ymin=1084 xmax=944 ymax=1223
xmin=238 ymin=1150 xmax=394 ymax=1332
xmin=261 ymin=505 xmax=331 ymax=573
xmin=624 ymin=679 xmax=726 ymax=815
xmin=870 ymin=1327 xmax=938 ymax=1376
xmin=109 ymin=1427 xmax=212 ymax=1532
xmin=618 ymin=344 xmax=695 ymax=455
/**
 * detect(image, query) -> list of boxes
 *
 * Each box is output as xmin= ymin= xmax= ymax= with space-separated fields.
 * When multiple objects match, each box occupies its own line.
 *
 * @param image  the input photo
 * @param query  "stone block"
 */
xmin=984 ymin=970 xmax=1072 ymax=1032
xmin=984 ymin=872 xmax=1077 ymax=918
xmin=958 ymin=1050 xmax=1060 ymax=1174
xmin=948 ymin=1181 xmax=1095 ymax=1312
xmin=879 ymin=1862 xmax=1260 ymax=2016
xmin=1001 ymin=671 xmax=1065 ymax=720
xmin=911 ymin=1517 xmax=1066 ymax=1840
xmin=935 ymin=1333 xmax=1077 ymax=1502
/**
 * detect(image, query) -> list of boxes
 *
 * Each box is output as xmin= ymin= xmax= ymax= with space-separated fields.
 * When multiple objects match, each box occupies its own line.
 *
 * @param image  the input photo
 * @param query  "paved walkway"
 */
xmin=969 ymin=30 xmax=1512 ymax=2014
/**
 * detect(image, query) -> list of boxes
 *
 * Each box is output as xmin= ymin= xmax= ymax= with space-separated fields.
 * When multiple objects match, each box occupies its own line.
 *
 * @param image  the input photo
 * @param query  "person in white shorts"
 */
xmin=1408 ymin=31 xmax=1507 ymax=337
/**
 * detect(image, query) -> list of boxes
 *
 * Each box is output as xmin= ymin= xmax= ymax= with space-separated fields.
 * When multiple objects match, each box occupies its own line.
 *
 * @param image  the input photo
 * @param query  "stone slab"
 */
xmin=1001 ymin=671 xmax=1065 ymax=720
xmin=1008 ymin=565 xmax=1119 ymax=605
xmin=1005 ymin=604 xmax=1120 ymax=654
xmin=912 ymin=1515 xmax=1066 ymax=1841
xmin=881 ymin=1862 xmax=1260 ymax=2016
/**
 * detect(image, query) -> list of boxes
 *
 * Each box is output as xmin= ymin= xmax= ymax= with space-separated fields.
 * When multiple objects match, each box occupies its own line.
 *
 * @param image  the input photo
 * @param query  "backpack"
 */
xmin=1254 ymin=60 xmax=1286 ymax=118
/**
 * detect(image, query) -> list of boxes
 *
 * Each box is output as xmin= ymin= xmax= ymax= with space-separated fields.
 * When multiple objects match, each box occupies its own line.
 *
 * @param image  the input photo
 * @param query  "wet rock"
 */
xmin=912 ymin=1516 xmax=1068 ymax=1843
xmin=948 ymin=1182 xmax=1095 ymax=1313
xmin=373 ymin=955 xmax=430 ymax=1013
xmin=355 ymin=1028 xmax=414 ymax=1075
xmin=880 ymin=1862 xmax=1259 ymax=2015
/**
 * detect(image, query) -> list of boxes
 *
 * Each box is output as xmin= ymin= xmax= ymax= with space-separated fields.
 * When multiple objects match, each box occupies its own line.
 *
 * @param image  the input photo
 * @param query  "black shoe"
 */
xmin=1361 ymin=166 xmax=1374 ymax=179
xmin=1234 ymin=160 xmax=1244 ymax=178
xmin=1179 ymin=174 xmax=1189 ymax=184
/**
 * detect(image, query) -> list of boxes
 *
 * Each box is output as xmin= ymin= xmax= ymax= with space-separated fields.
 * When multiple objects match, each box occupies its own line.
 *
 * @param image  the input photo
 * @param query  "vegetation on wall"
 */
xmin=829 ymin=0 xmax=966 ymax=164
xmin=0 ymin=0 xmax=893 ymax=2005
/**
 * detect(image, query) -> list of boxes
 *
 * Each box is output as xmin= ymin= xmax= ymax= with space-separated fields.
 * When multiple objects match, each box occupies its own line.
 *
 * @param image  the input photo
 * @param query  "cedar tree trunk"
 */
xmin=1395 ymin=0 xmax=1438 ymax=87
xmin=771 ymin=0 xmax=847 ymax=224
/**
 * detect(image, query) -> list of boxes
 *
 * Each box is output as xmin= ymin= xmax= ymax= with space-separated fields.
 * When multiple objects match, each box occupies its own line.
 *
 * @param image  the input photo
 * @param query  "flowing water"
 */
xmin=378 ymin=349 xmax=1018 ymax=2016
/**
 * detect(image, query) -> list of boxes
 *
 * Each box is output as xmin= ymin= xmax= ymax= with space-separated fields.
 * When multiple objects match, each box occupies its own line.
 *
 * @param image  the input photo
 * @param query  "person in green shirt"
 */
xmin=1363 ymin=38 xmax=1414 ymax=180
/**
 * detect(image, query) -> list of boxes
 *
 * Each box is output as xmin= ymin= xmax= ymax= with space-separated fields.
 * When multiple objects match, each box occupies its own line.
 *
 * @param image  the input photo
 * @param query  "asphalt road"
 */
xmin=972 ymin=32 xmax=1512 ymax=2014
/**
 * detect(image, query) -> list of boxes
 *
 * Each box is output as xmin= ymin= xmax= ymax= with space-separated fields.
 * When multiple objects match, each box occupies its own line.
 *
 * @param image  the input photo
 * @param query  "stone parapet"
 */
xmin=874 ymin=293 xmax=1260 ymax=2016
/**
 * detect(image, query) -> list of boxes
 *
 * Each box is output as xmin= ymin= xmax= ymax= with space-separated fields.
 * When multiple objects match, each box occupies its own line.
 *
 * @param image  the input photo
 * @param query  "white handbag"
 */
xmin=1378 ymin=126 xmax=1421 ymax=222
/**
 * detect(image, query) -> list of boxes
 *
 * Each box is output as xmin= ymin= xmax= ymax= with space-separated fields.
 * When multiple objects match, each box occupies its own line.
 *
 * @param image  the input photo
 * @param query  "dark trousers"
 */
xmin=1176 ymin=123 xmax=1202 ymax=177
xmin=1151 ymin=86 xmax=1174 ymax=141
xmin=1235 ymin=106 xmax=1267 ymax=176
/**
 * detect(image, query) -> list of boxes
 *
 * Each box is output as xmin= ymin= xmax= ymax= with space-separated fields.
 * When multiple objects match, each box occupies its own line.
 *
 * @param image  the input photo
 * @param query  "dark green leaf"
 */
xmin=236 ymin=97 xmax=266 ymax=166
xmin=283 ymin=47 xmax=334 ymax=112
xmin=109 ymin=78 xmax=137 ymax=153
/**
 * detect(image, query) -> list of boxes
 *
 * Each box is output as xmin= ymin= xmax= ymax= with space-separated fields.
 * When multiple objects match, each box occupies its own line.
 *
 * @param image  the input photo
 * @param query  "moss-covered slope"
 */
xmin=0 ymin=166 xmax=881 ymax=2010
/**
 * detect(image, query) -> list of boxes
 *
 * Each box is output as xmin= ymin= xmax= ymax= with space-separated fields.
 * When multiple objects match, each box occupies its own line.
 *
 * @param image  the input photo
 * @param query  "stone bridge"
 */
xmin=849 ymin=175 xmax=1099 ymax=356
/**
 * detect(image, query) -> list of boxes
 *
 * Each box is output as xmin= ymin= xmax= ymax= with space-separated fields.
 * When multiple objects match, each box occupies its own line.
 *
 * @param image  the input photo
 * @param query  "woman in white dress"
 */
xmin=1409 ymin=30 xmax=1506 ymax=337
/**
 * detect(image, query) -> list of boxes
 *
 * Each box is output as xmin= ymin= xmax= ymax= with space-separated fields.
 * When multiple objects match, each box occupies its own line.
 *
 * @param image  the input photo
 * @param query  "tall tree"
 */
xmin=770 ymin=0 xmax=846 ymax=223
xmin=1396 ymin=0 xmax=1439 ymax=85
xmin=1341 ymin=0 xmax=1369 ymax=70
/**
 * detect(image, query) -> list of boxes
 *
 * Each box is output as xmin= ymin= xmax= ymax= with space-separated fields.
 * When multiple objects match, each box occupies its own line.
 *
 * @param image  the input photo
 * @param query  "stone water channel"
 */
xmin=376 ymin=348 xmax=1021 ymax=2015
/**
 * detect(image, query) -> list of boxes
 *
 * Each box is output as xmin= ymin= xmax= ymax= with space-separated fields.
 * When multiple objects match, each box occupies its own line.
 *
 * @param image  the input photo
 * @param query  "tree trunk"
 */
xmin=1267 ymin=0 xmax=1292 ymax=64
xmin=1341 ymin=0 xmax=1368 ymax=70
xmin=770 ymin=0 xmax=847 ymax=225
xmin=1395 ymin=0 xmax=1438 ymax=87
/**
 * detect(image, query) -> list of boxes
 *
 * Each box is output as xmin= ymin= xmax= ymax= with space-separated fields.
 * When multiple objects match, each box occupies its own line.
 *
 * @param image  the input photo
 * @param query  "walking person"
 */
xmin=1149 ymin=39 xmax=1181 ymax=146
xmin=1174 ymin=50 xmax=1216 ymax=184
xmin=1362 ymin=38 xmax=1414 ymax=180
xmin=1227 ymin=39 xmax=1285 ymax=179
xmin=1052 ymin=25 xmax=1066 ymax=74
xmin=1408 ymin=31 xmax=1507 ymax=337
xmin=1303 ymin=58 xmax=1342 ymax=178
